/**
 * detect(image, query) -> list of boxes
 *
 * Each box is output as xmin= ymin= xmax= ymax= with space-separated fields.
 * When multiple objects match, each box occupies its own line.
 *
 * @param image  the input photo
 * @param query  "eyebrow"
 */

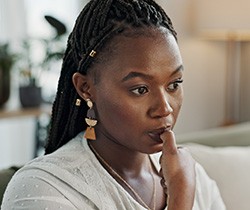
xmin=121 ymin=65 xmax=184 ymax=82
xmin=170 ymin=64 xmax=184 ymax=76
xmin=121 ymin=71 xmax=154 ymax=82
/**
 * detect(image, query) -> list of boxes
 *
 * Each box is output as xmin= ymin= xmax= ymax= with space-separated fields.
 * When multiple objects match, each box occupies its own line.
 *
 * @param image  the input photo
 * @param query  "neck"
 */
xmin=88 ymin=135 xmax=150 ymax=177
xmin=87 ymin=130 xmax=166 ymax=210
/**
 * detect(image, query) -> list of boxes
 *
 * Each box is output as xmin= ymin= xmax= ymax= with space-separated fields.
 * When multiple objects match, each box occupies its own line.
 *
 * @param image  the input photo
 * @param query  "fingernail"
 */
xmin=160 ymin=130 xmax=173 ymax=140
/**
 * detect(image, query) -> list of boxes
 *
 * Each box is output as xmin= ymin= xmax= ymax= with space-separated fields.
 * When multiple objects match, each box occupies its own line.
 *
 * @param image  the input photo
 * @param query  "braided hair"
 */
xmin=45 ymin=0 xmax=177 ymax=154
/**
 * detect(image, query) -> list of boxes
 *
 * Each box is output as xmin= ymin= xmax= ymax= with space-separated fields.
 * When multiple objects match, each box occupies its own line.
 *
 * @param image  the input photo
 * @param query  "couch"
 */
xmin=0 ymin=166 xmax=20 ymax=205
xmin=177 ymin=122 xmax=250 ymax=210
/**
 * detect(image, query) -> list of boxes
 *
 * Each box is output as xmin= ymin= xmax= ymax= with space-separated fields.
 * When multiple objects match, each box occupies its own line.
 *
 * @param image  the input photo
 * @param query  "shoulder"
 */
xmin=16 ymin=132 xmax=96 ymax=185
xmin=1 ymin=133 xmax=103 ymax=209
xmin=23 ymin=132 xmax=88 ymax=172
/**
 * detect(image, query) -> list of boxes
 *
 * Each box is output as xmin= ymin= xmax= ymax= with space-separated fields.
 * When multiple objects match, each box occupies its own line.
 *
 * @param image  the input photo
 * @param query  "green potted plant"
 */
xmin=18 ymin=40 xmax=43 ymax=108
xmin=0 ymin=43 xmax=16 ymax=107
xmin=18 ymin=15 xmax=67 ymax=108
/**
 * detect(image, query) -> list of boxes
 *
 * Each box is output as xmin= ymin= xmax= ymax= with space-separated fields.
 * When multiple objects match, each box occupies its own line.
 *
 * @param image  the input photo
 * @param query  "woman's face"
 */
xmin=91 ymin=28 xmax=183 ymax=154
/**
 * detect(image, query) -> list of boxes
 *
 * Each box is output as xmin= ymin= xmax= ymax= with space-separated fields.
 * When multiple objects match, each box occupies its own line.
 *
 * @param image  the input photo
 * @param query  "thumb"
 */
xmin=161 ymin=130 xmax=178 ymax=155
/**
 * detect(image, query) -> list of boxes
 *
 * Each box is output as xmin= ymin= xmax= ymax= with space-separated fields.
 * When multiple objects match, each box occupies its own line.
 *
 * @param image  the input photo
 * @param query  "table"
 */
xmin=0 ymin=104 xmax=52 ymax=157
xmin=0 ymin=104 xmax=52 ymax=119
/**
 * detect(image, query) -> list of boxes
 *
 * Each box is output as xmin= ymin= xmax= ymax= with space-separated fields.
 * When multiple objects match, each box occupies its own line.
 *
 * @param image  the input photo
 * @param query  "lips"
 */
xmin=148 ymin=126 xmax=171 ymax=143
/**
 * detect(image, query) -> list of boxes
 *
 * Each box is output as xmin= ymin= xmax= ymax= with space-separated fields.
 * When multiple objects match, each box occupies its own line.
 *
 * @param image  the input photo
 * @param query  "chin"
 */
xmin=148 ymin=143 xmax=163 ymax=154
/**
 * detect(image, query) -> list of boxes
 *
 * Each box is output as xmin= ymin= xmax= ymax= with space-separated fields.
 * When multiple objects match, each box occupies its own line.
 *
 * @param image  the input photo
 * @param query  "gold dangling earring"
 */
xmin=75 ymin=98 xmax=81 ymax=106
xmin=84 ymin=99 xmax=97 ymax=140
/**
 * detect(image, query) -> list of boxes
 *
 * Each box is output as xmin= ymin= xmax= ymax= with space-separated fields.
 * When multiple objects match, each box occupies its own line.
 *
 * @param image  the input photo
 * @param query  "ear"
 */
xmin=72 ymin=72 xmax=94 ymax=101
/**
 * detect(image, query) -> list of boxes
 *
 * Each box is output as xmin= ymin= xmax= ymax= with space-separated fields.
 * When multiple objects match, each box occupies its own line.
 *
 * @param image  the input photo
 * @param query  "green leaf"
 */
xmin=44 ymin=15 xmax=67 ymax=37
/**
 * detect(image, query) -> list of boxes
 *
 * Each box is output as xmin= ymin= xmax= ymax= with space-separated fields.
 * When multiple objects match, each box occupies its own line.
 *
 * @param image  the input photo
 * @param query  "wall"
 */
xmin=0 ymin=117 xmax=35 ymax=169
xmin=240 ymin=44 xmax=250 ymax=121
xmin=0 ymin=0 xmax=27 ymax=44
xmin=158 ymin=0 xmax=250 ymax=133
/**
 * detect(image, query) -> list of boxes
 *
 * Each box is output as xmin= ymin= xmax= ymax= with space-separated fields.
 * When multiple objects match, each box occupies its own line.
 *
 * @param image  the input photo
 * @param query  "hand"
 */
xmin=159 ymin=130 xmax=196 ymax=210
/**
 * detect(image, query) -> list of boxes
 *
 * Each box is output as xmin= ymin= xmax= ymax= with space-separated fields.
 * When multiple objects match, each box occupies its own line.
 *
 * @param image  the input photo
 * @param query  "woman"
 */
xmin=2 ymin=0 xmax=226 ymax=209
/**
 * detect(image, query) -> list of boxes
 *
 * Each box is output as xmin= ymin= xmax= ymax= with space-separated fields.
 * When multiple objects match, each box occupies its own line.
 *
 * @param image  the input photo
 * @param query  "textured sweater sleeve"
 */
xmin=1 ymin=168 xmax=97 ymax=210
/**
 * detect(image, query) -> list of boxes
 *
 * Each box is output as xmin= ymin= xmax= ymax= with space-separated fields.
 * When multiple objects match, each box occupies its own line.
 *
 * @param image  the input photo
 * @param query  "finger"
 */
xmin=159 ymin=154 xmax=162 ymax=164
xmin=160 ymin=178 xmax=168 ymax=194
xmin=159 ymin=168 xmax=163 ymax=177
xmin=160 ymin=130 xmax=177 ymax=155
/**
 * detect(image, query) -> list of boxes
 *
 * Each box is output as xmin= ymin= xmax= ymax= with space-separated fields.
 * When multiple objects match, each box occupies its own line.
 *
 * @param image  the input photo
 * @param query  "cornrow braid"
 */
xmin=45 ymin=0 xmax=177 ymax=154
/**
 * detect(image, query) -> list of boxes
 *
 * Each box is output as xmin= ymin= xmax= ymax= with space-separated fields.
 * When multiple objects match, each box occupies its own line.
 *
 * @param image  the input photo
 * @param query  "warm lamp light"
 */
xmin=194 ymin=0 xmax=250 ymax=125
xmin=194 ymin=0 xmax=250 ymax=31
xmin=200 ymin=30 xmax=250 ymax=42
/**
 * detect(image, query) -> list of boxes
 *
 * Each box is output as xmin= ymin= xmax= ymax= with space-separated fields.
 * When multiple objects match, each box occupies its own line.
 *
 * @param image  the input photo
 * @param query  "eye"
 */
xmin=131 ymin=86 xmax=149 ymax=95
xmin=167 ymin=79 xmax=183 ymax=92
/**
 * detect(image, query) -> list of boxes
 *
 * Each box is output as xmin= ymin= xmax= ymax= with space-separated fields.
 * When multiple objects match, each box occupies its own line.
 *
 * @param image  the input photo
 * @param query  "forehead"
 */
xmin=115 ymin=29 xmax=178 ymax=65
xmin=91 ymin=27 xmax=182 ymax=82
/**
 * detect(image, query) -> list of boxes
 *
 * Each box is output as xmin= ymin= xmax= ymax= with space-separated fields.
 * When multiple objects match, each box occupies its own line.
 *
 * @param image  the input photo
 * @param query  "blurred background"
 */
xmin=0 ymin=0 xmax=250 ymax=169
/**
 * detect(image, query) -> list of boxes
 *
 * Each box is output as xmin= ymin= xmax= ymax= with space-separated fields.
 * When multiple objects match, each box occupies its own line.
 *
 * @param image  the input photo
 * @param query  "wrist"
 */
xmin=166 ymin=175 xmax=195 ymax=210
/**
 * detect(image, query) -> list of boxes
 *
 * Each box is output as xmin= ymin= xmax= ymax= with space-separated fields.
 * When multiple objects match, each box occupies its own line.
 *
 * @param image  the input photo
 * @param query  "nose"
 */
xmin=149 ymin=91 xmax=173 ymax=118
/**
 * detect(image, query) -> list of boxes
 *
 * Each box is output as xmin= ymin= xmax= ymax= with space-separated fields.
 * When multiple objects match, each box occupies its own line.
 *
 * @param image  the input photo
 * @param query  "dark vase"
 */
xmin=0 ymin=67 xmax=11 ymax=107
xmin=19 ymin=85 xmax=42 ymax=108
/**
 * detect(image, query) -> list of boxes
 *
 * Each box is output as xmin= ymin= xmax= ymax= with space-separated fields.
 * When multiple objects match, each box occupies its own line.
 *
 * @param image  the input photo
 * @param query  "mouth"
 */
xmin=148 ymin=126 xmax=172 ymax=143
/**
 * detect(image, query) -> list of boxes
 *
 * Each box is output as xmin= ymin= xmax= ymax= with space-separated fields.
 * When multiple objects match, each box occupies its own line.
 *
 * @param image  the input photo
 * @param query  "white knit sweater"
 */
xmin=2 ymin=132 xmax=226 ymax=210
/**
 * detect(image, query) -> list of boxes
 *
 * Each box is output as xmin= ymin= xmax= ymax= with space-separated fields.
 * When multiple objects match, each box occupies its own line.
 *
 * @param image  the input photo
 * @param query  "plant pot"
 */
xmin=0 ymin=67 xmax=11 ymax=107
xmin=19 ymin=86 xmax=42 ymax=108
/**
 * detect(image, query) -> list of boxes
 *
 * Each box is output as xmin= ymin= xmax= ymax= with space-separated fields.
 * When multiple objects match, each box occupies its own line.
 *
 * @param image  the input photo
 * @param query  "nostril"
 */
xmin=162 ymin=105 xmax=173 ymax=117
xmin=149 ymin=99 xmax=173 ymax=118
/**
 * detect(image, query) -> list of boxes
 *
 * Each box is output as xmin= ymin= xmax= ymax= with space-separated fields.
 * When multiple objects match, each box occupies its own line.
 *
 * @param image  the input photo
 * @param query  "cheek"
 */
xmin=95 ymin=90 xmax=142 ymax=129
xmin=176 ymin=92 xmax=183 ymax=111
xmin=172 ymin=90 xmax=184 ymax=120
xmin=96 ymin=99 xmax=146 ymax=141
